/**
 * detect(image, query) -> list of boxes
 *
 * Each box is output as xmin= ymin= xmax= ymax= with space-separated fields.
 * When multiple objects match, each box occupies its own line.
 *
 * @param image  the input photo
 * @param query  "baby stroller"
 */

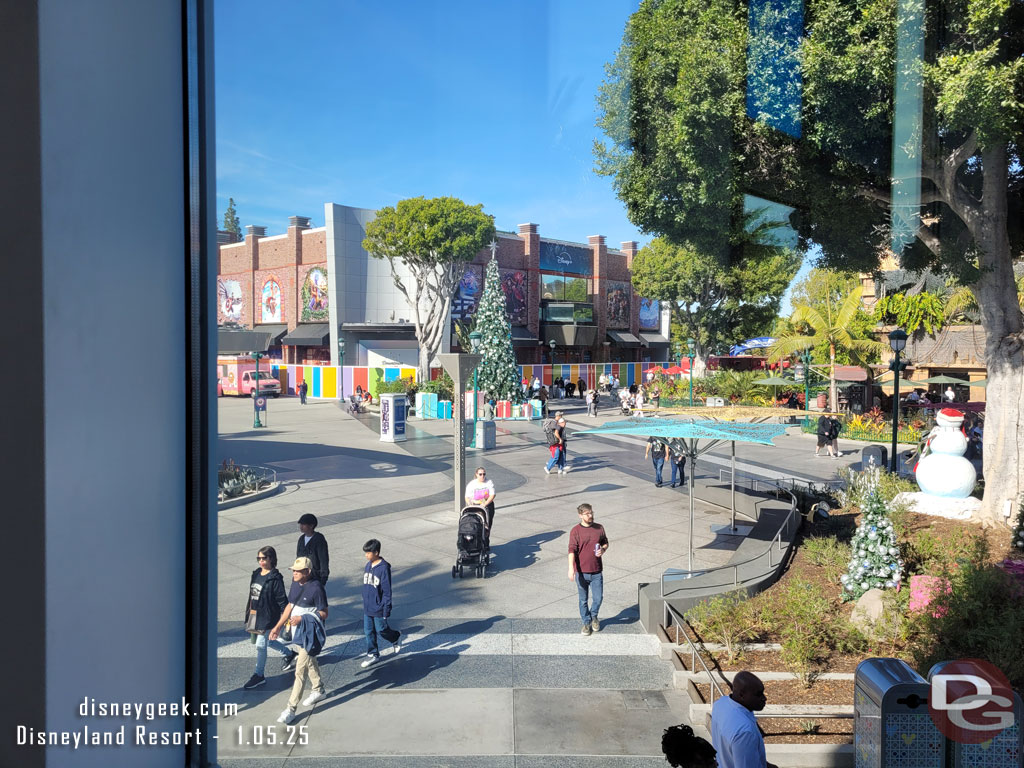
xmin=452 ymin=505 xmax=490 ymax=578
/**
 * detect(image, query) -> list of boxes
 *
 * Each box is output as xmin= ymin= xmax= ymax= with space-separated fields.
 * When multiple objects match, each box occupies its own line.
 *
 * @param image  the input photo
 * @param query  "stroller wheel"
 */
xmin=458 ymin=565 xmax=464 ymax=578
xmin=451 ymin=565 xmax=457 ymax=579
xmin=476 ymin=565 xmax=483 ymax=578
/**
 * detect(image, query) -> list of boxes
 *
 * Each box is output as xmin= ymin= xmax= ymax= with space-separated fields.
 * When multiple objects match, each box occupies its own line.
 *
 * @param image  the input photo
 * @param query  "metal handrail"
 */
xmin=660 ymin=484 xmax=798 ymax=597
xmin=664 ymin=603 xmax=726 ymax=705
xmin=217 ymin=463 xmax=277 ymax=500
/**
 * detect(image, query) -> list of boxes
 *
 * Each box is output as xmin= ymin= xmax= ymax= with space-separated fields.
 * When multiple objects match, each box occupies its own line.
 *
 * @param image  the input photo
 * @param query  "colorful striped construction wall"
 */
xmin=271 ymin=365 xmax=416 ymax=400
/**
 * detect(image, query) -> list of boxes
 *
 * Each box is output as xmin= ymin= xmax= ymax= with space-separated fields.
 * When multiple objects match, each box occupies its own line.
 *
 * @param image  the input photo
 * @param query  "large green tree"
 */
xmin=363 ymin=197 xmax=495 ymax=379
xmin=631 ymin=234 xmax=800 ymax=375
xmin=221 ymin=197 xmax=241 ymax=242
xmin=596 ymin=0 xmax=1024 ymax=523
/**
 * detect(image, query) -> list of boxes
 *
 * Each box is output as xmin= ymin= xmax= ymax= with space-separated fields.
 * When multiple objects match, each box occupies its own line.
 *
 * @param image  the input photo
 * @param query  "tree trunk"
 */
xmin=970 ymin=146 xmax=1023 ymax=525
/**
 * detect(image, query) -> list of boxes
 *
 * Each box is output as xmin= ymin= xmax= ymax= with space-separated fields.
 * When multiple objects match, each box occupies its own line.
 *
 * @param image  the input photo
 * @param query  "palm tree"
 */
xmin=768 ymin=284 xmax=885 ymax=412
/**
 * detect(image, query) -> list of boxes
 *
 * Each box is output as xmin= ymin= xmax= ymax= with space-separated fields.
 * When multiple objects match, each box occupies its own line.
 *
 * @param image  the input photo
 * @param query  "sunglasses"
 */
xmin=257 ymin=555 xmax=269 ymax=561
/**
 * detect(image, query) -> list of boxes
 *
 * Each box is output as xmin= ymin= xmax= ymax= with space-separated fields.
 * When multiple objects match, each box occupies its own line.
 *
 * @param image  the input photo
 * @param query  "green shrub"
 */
xmin=375 ymin=379 xmax=412 ymax=395
xmin=416 ymin=372 xmax=454 ymax=402
xmin=901 ymin=528 xmax=988 ymax=576
xmin=912 ymin=563 xmax=1024 ymax=692
xmin=803 ymin=536 xmax=852 ymax=582
xmin=772 ymin=579 xmax=835 ymax=685
xmin=687 ymin=592 xmax=760 ymax=662
xmin=837 ymin=466 xmax=918 ymax=508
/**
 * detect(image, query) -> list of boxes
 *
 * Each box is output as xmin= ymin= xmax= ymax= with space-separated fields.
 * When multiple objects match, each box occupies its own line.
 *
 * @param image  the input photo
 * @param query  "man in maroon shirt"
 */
xmin=567 ymin=503 xmax=610 ymax=635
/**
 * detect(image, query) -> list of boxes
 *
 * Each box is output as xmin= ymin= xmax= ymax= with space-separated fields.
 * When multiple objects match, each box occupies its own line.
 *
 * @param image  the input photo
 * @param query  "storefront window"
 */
xmin=541 ymin=273 xmax=589 ymax=301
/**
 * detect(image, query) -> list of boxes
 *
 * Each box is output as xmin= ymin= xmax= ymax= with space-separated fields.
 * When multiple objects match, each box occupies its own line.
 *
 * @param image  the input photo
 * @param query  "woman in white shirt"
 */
xmin=464 ymin=467 xmax=497 ymax=539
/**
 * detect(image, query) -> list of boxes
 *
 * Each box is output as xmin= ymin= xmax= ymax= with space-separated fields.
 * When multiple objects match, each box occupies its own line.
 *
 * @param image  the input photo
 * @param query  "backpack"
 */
xmin=542 ymin=418 xmax=559 ymax=445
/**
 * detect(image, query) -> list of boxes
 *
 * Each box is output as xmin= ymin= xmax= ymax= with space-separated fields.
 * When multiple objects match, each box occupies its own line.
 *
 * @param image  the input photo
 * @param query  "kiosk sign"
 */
xmin=929 ymin=659 xmax=1015 ymax=744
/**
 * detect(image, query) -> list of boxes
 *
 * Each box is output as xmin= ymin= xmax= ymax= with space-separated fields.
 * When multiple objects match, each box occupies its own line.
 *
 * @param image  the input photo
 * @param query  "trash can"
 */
xmin=379 ymin=393 xmax=407 ymax=443
xmin=475 ymin=420 xmax=495 ymax=450
xmin=854 ymin=658 xmax=942 ymax=768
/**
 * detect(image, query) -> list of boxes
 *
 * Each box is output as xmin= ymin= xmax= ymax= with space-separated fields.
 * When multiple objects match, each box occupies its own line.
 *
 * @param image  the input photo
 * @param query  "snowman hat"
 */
xmin=936 ymin=407 xmax=965 ymax=426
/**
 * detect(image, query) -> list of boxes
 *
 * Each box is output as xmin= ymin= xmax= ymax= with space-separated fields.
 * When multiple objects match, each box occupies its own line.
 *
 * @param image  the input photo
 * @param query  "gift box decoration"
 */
xmin=437 ymin=400 xmax=453 ymax=420
xmin=496 ymin=400 xmax=512 ymax=419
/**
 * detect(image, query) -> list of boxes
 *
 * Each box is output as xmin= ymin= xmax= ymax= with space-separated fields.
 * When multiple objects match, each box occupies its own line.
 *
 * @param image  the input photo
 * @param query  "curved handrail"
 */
xmin=660 ymin=483 xmax=798 ymax=597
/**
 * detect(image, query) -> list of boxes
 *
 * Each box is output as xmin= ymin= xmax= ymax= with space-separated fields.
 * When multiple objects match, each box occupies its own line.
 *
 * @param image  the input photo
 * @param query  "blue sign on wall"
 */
xmin=539 ymin=241 xmax=593 ymax=276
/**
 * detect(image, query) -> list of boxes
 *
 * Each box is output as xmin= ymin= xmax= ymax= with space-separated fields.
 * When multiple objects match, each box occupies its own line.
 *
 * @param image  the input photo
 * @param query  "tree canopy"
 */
xmin=221 ymin=197 xmax=241 ymax=241
xmin=596 ymin=0 xmax=1024 ymax=522
xmin=363 ymin=197 xmax=495 ymax=378
xmin=630 ymin=229 xmax=801 ymax=372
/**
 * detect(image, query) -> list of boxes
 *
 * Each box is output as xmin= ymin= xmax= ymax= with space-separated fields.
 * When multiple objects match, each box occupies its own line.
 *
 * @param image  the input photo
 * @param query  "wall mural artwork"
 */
xmin=217 ymin=278 xmax=243 ymax=323
xmin=639 ymin=298 xmax=661 ymax=330
xmin=500 ymin=269 xmax=528 ymax=325
xmin=301 ymin=266 xmax=329 ymax=321
xmin=261 ymin=279 xmax=282 ymax=323
xmin=606 ymin=281 xmax=630 ymax=328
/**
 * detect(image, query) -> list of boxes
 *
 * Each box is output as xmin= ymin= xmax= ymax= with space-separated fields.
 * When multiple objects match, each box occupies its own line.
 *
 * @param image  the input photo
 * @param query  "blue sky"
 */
xmin=215 ymin=0 xmax=809 ymax=311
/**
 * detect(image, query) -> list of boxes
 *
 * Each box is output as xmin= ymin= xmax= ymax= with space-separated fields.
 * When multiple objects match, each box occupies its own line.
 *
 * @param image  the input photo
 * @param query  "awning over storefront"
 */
xmin=255 ymin=324 xmax=289 ymax=346
xmin=542 ymin=324 xmax=598 ymax=347
xmin=607 ymin=330 xmax=641 ymax=347
xmin=640 ymin=332 xmax=670 ymax=347
xmin=218 ymin=328 xmax=272 ymax=354
xmin=280 ymin=323 xmax=330 ymax=346
xmin=511 ymin=326 xmax=538 ymax=346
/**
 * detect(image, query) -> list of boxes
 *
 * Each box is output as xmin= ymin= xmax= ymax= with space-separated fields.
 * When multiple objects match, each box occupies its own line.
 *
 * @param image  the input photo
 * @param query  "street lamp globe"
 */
xmin=888 ymin=328 xmax=908 ymax=353
xmin=469 ymin=330 xmax=482 ymax=353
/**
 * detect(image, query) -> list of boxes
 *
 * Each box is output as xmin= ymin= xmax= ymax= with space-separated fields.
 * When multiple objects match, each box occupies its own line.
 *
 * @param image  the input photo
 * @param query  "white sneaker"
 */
xmin=392 ymin=641 xmax=402 ymax=655
xmin=544 ymin=466 xmax=551 ymax=474
xmin=360 ymin=654 xmax=379 ymax=668
xmin=301 ymin=690 xmax=326 ymax=707
xmin=558 ymin=469 xmax=564 ymax=474
xmin=277 ymin=708 xmax=296 ymax=724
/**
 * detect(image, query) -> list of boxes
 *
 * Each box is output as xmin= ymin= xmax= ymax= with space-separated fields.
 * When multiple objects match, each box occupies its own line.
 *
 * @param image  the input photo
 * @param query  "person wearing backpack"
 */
xmin=544 ymin=413 xmax=567 ymax=474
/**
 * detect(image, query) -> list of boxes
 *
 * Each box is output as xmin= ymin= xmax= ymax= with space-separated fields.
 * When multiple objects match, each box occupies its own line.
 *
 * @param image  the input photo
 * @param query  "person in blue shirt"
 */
xmin=360 ymin=539 xmax=401 ymax=668
xmin=710 ymin=671 xmax=778 ymax=768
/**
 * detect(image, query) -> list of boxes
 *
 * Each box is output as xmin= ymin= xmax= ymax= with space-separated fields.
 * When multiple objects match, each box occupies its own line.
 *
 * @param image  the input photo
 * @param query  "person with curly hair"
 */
xmin=661 ymin=723 xmax=717 ymax=768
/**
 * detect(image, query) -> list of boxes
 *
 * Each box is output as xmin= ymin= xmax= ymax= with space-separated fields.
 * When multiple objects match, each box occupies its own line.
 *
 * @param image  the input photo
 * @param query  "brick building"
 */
xmin=216 ymin=202 xmax=669 ymax=367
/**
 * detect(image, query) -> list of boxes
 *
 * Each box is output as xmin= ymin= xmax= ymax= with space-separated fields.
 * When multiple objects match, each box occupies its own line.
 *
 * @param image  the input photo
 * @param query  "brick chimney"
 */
xmin=245 ymin=225 xmax=265 ymax=270
xmin=288 ymin=215 xmax=311 ymax=230
xmin=590 ymin=235 xmax=608 ymax=353
xmin=519 ymin=224 xmax=541 ymax=341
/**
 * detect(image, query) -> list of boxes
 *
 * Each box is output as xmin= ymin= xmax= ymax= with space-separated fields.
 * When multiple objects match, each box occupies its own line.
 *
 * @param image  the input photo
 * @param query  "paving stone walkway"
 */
xmin=215 ymin=395 xmax=861 ymax=765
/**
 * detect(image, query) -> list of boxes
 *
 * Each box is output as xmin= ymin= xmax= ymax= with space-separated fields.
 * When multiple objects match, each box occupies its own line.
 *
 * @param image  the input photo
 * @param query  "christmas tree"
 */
xmin=840 ymin=467 xmax=903 ymax=600
xmin=1012 ymin=498 xmax=1024 ymax=552
xmin=474 ymin=246 xmax=523 ymax=403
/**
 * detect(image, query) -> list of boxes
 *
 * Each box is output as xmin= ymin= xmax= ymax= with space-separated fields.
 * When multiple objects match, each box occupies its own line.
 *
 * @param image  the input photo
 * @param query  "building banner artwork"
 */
xmin=639 ymin=298 xmax=660 ymax=330
xmin=261 ymin=279 xmax=282 ymax=323
xmin=606 ymin=281 xmax=630 ymax=328
xmin=499 ymin=269 xmax=528 ymax=325
xmin=301 ymin=266 xmax=329 ymax=321
xmin=217 ymin=278 xmax=243 ymax=323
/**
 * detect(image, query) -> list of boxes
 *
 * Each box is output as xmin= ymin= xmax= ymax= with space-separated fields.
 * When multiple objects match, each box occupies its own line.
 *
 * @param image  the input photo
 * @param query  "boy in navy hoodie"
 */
xmin=360 ymin=539 xmax=401 ymax=668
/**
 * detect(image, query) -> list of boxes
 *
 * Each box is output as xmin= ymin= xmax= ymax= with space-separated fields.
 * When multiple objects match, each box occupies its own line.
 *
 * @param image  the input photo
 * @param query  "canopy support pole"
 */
xmin=731 ymin=440 xmax=737 ymax=532
xmin=688 ymin=439 xmax=696 ymax=572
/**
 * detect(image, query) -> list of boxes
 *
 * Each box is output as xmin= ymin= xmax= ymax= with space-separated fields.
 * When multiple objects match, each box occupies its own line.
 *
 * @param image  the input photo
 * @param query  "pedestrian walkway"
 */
xmin=214 ymin=395 xmax=853 ymax=764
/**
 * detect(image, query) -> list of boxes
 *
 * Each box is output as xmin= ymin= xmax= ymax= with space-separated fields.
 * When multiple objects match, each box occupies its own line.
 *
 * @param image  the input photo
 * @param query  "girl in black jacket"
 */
xmin=244 ymin=546 xmax=289 ymax=690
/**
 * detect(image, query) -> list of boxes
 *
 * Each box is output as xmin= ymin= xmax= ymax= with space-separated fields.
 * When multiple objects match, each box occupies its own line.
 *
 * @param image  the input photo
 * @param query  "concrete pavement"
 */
xmin=214 ymin=394 xmax=870 ymax=765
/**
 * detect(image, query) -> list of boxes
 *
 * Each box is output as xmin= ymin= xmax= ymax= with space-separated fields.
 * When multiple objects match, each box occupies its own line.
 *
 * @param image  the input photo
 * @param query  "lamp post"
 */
xmin=801 ymin=347 xmax=812 ymax=425
xmin=469 ymin=330 xmax=482 ymax=448
xmin=686 ymin=338 xmax=696 ymax=406
xmin=888 ymin=328 xmax=908 ymax=473
xmin=548 ymin=339 xmax=556 ymax=367
xmin=251 ymin=350 xmax=267 ymax=428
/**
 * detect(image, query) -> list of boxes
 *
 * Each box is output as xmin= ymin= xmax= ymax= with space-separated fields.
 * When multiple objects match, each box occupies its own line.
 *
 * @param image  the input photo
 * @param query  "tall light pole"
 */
xmin=251 ymin=350 xmax=267 ymax=428
xmin=802 ymin=347 xmax=813 ymax=425
xmin=686 ymin=338 xmax=696 ymax=406
xmin=888 ymin=328 xmax=908 ymax=473
xmin=469 ymin=330 xmax=482 ymax=448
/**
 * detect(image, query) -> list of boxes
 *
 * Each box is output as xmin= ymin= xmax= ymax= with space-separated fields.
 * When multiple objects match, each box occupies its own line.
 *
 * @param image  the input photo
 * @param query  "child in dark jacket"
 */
xmin=360 ymin=539 xmax=401 ymax=668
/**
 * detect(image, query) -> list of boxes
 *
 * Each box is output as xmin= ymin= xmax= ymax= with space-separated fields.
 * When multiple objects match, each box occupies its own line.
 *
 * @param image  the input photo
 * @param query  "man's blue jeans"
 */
xmin=546 ymin=446 xmax=566 ymax=472
xmin=364 ymin=615 xmax=400 ymax=657
xmin=652 ymin=455 xmax=665 ymax=485
xmin=575 ymin=571 xmax=604 ymax=624
xmin=671 ymin=458 xmax=686 ymax=486
xmin=254 ymin=632 xmax=290 ymax=677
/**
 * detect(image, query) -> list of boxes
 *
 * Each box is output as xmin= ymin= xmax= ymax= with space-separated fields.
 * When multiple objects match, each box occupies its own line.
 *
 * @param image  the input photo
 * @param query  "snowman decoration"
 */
xmin=915 ymin=407 xmax=977 ymax=498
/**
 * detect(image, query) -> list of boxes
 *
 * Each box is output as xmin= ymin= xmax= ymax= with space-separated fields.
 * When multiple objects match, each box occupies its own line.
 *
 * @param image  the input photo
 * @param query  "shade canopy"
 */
xmin=576 ymin=417 xmax=786 ymax=573
xmin=647 ymin=366 xmax=667 ymax=375
xmin=875 ymin=376 xmax=920 ymax=389
xmin=576 ymin=417 xmax=787 ymax=450
xmin=753 ymin=376 xmax=796 ymax=387
xmin=918 ymin=374 xmax=972 ymax=386
xmin=966 ymin=379 xmax=988 ymax=388
xmin=665 ymin=365 xmax=684 ymax=374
